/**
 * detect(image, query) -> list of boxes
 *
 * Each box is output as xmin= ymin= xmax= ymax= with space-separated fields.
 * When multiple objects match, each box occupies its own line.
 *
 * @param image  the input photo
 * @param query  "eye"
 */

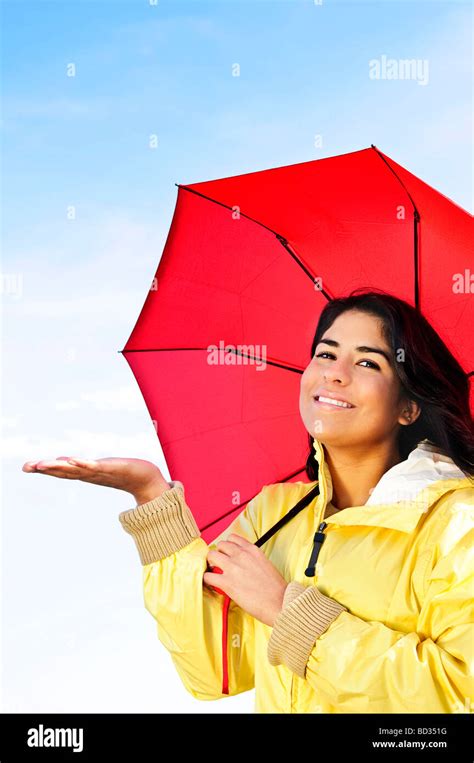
xmin=315 ymin=352 xmax=380 ymax=370
xmin=315 ymin=351 xmax=334 ymax=359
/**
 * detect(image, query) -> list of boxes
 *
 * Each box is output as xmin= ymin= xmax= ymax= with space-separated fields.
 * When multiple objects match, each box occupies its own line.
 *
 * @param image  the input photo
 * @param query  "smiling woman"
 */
xmin=23 ymin=289 xmax=474 ymax=714
xmin=114 ymin=289 xmax=474 ymax=713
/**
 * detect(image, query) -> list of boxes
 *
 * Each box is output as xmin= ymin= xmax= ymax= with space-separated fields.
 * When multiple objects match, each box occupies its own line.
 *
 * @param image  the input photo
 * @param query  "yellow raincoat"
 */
xmin=119 ymin=438 xmax=474 ymax=713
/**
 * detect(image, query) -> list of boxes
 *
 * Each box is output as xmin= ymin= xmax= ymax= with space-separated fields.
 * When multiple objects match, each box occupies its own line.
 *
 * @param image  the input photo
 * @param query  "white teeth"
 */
xmin=317 ymin=396 xmax=352 ymax=408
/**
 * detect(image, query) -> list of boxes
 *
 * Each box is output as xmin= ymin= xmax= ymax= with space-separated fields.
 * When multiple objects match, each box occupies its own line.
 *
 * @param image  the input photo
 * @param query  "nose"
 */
xmin=320 ymin=357 xmax=351 ymax=385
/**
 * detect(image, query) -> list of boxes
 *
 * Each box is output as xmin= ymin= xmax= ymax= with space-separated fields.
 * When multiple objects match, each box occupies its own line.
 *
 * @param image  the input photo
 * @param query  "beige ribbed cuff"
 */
xmin=267 ymin=581 xmax=347 ymax=678
xmin=118 ymin=481 xmax=201 ymax=565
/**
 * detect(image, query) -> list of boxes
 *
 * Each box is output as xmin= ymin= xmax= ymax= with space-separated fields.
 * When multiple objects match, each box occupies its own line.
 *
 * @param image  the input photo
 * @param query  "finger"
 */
xmin=22 ymin=461 xmax=40 ymax=472
xmin=66 ymin=458 xmax=98 ymax=468
xmin=203 ymin=571 xmax=227 ymax=588
xmin=34 ymin=459 xmax=90 ymax=475
xmin=38 ymin=457 xmax=98 ymax=469
xmin=36 ymin=459 xmax=78 ymax=469
xmin=214 ymin=539 xmax=241 ymax=556
xmin=227 ymin=533 xmax=254 ymax=548
xmin=206 ymin=549 xmax=228 ymax=567
xmin=22 ymin=459 xmax=74 ymax=472
xmin=32 ymin=466 xmax=74 ymax=478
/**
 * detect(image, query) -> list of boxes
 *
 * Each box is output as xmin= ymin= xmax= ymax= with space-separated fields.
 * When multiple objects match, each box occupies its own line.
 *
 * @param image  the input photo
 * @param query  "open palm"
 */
xmin=22 ymin=456 xmax=170 ymax=504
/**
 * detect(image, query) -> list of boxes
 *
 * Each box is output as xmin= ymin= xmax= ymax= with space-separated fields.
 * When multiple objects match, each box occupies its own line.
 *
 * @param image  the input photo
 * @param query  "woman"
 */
xmin=23 ymin=290 xmax=474 ymax=713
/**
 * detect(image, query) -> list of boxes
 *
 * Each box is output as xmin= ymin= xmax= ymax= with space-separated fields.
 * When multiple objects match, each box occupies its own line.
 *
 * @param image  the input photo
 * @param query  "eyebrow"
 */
xmin=317 ymin=338 xmax=392 ymax=363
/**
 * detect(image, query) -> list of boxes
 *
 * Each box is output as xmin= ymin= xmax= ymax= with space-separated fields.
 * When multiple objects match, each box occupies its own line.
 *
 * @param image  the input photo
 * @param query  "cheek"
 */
xmin=299 ymin=374 xmax=315 ymax=416
xmin=359 ymin=378 xmax=399 ymax=416
xmin=301 ymin=362 xmax=319 ymax=387
xmin=299 ymin=383 xmax=309 ymax=415
xmin=300 ymin=369 xmax=311 ymax=395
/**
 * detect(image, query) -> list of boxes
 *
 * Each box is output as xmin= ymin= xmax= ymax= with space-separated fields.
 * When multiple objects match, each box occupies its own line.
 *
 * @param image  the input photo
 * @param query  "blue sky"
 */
xmin=2 ymin=0 xmax=472 ymax=714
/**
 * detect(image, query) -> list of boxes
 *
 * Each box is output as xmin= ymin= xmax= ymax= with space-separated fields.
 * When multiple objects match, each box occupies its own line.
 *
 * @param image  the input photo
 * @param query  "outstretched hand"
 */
xmin=204 ymin=533 xmax=288 ymax=627
xmin=21 ymin=456 xmax=170 ymax=505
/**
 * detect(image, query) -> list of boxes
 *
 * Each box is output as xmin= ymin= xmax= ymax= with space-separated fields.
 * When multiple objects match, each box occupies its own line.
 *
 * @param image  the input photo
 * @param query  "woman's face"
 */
xmin=299 ymin=309 xmax=414 ymax=450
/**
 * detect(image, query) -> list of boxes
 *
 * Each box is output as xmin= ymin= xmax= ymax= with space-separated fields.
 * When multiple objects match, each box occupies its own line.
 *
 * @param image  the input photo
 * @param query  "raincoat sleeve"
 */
xmin=119 ymin=480 xmax=262 ymax=701
xmin=267 ymin=508 xmax=474 ymax=713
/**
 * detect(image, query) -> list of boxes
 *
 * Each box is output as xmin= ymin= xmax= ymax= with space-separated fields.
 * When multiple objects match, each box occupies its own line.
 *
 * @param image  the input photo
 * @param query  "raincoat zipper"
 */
xmin=305 ymin=522 xmax=328 ymax=577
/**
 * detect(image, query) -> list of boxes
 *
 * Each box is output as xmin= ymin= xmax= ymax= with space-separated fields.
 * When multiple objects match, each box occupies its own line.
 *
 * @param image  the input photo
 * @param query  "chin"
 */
xmin=311 ymin=432 xmax=352 ymax=449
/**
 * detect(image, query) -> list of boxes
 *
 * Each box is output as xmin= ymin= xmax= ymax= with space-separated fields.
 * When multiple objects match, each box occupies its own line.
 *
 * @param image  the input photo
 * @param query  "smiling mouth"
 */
xmin=313 ymin=395 xmax=355 ymax=409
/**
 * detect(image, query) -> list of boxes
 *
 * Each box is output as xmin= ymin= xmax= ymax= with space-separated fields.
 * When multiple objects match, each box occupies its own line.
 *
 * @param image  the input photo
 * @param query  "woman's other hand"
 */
xmin=204 ymin=534 xmax=288 ymax=627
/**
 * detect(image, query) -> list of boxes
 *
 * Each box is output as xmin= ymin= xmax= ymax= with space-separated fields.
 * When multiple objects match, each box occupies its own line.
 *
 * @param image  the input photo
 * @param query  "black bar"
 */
xmin=0 ymin=712 xmax=471 ymax=759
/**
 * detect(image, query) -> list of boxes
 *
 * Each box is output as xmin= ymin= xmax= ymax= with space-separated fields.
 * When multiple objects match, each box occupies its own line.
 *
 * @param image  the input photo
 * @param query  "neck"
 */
xmin=323 ymin=440 xmax=402 ymax=510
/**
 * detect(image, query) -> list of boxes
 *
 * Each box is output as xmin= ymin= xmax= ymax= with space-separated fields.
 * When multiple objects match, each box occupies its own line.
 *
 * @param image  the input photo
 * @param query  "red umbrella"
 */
xmin=121 ymin=145 xmax=473 ymax=545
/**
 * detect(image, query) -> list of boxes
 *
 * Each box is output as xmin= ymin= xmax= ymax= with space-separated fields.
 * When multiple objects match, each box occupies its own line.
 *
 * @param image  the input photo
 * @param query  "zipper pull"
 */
xmin=305 ymin=521 xmax=327 ymax=577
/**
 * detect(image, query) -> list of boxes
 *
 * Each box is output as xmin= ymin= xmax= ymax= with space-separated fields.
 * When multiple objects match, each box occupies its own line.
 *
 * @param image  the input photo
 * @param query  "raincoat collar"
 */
xmin=312 ymin=437 xmax=472 ymax=533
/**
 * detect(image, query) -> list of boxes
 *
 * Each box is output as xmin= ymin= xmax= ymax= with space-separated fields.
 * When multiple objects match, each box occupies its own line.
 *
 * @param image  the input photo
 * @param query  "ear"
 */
xmin=398 ymin=398 xmax=421 ymax=427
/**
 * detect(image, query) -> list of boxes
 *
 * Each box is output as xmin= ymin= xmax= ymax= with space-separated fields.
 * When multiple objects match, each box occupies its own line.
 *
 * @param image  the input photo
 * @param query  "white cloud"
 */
xmin=4 ymin=212 xmax=169 ymax=321
xmin=55 ymin=400 xmax=81 ymax=411
xmin=9 ymin=291 xmax=144 ymax=319
xmin=54 ymin=386 xmax=143 ymax=413
xmin=1 ymin=416 xmax=19 ymax=428
xmin=81 ymin=385 xmax=145 ymax=412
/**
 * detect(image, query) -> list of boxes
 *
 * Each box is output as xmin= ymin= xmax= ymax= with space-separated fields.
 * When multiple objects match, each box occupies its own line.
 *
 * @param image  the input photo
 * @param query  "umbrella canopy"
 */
xmin=121 ymin=145 xmax=473 ymax=543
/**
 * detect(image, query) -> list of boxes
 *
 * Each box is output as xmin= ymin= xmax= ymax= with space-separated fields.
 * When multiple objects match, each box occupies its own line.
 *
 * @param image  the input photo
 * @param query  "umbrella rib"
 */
xmin=176 ymin=184 xmax=284 ymax=239
xmin=199 ymin=465 xmax=308 ymax=533
xmin=119 ymin=347 xmax=304 ymax=374
xmin=274 ymin=235 xmax=334 ymax=302
xmin=371 ymin=144 xmax=421 ymax=311
xmin=176 ymin=184 xmax=335 ymax=302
